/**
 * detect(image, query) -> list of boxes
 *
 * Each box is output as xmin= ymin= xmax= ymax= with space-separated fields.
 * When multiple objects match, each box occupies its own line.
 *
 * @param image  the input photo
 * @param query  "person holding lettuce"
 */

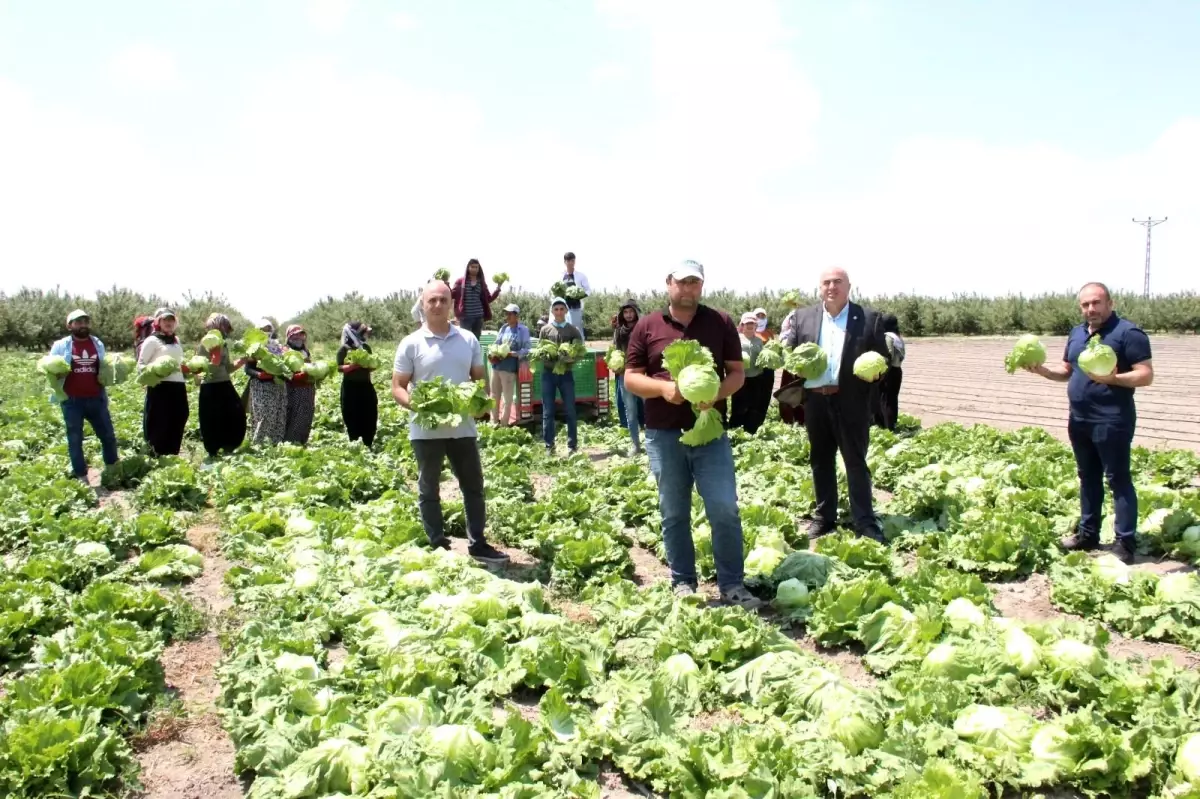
xmin=623 ymin=260 xmax=761 ymax=610
xmin=538 ymin=298 xmax=584 ymax=454
xmin=245 ymin=320 xmax=287 ymax=444
xmin=137 ymin=308 xmax=190 ymax=456
xmin=337 ymin=321 xmax=378 ymax=446
xmin=1024 ymin=281 xmax=1153 ymax=565
xmin=730 ymin=312 xmax=769 ymax=434
xmin=611 ymin=299 xmax=645 ymax=454
xmin=196 ymin=313 xmax=246 ymax=457
xmin=782 ymin=268 xmax=889 ymax=543
xmin=282 ymin=324 xmax=316 ymax=446
xmin=488 ymin=304 xmax=530 ymax=427
xmin=47 ymin=308 xmax=120 ymax=479
xmin=450 ymin=259 xmax=505 ymax=340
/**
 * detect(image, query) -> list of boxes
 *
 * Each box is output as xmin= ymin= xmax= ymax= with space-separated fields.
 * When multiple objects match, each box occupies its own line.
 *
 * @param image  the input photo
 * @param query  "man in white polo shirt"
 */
xmin=392 ymin=280 xmax=510 ymax=564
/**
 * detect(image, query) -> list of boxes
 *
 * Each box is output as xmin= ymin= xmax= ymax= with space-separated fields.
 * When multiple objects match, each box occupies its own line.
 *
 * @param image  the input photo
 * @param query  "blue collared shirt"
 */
xmin=493 ymin=323 xmax=531 ymax=373
xmin=1064 ymin=312 xmax=1151 ymax=426
xmin=805 ymin=303 xmax=850 ymax=389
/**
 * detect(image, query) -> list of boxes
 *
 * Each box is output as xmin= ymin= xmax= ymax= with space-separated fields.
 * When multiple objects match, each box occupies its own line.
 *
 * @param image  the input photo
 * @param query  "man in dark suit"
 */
xmin=783 ymin=267 xmax=889 ymax=542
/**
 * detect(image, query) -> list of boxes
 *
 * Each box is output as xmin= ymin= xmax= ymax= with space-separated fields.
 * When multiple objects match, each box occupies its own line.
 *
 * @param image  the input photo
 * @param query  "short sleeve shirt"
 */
xmin=394 ymin=325 xmax=485 ymax=440
xmin=625 ymin=304 xmax=742 ymax=430
xmin=1064 ymin=313 xmax=1151 ymax=426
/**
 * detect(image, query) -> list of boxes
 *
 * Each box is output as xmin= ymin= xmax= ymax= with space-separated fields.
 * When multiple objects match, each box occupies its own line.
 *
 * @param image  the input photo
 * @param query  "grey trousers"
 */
xmin=411 ymin=436 xmax=487 ymax=548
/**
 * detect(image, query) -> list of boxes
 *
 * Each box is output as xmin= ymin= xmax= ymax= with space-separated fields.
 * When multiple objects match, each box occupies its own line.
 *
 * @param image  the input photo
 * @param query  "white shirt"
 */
xmin=561 ymin=270 xmax=590 ymax=304
xmin=393 ymin=324 xmax=484 ymax=440
xmin=137 ymin=335 xmax=186 ymax=383
xmin=805 ymin=303 xmax=850 ymax=389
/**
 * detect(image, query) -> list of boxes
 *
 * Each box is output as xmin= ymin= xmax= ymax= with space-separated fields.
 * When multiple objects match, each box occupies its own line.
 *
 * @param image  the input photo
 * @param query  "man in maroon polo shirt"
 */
xmin=624 ymin=260 xmax=762 ymax=610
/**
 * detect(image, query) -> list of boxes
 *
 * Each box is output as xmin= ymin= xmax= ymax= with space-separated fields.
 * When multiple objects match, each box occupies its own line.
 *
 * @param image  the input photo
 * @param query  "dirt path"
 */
xmin=135 ymin=518 xmax=243 ymax=799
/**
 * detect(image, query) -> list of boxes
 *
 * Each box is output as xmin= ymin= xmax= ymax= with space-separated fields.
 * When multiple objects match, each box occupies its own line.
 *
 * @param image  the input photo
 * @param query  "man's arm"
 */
xmin=1029 ymin=361 xmax=1072 ymax=382
xmin=469 ymin=363 xmax=486 ymax=381
xmin=624 ymin=367 xmax=677 ymax=402
xmin=391 ymin=372 xmax=413 ymax=408
xmin=716 ymin=360 xmax=745 ymax=402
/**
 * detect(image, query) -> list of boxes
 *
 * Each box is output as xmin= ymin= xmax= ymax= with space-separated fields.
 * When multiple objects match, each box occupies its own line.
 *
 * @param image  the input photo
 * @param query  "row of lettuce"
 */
xmin=4 ymin=352 xmax=1200 ymax=796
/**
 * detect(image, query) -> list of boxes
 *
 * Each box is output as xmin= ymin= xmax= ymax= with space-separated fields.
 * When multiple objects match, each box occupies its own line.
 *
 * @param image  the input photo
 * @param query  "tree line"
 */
xmin=2 ymin=285 xmax=1197 ymax=351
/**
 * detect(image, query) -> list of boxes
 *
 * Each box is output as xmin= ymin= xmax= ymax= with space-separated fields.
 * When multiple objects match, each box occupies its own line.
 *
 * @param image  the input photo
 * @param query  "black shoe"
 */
xmin=804 ymin=519 xmax=836 ymax=539
xmin=1108 ymin=539 xmax=1136 ymax=566
xmin=468 ymin=543 xmax=511 ymax=564
xmin=1060 ymin=532 xmax=1100 ymax=553
xmin=858 ymin=528 xmax=886 ymax=545
xmin=431 ymin=539 xmax=452 ymax=551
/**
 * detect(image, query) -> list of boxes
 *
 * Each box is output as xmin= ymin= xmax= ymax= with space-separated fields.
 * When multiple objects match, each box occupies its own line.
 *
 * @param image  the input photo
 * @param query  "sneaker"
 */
xmin=1108 ymin=539 xmax=1136 ymax=566
xmin=431 ymin=539 xmax=452 ymax=551
xmin=720 ymin=585 xmax=764 ymax=611
xmin=858 ymin=527 xmax=887 ymax=545
xmin=468 ymin=543 xmax=511 ymax=564
xmin=804 ymin=519 xmax=836 ymax=539
xmin=672 ymin=583 xmax=697 ymax=597
xmin=1060 ymin=532 xmax=1100 ymax=552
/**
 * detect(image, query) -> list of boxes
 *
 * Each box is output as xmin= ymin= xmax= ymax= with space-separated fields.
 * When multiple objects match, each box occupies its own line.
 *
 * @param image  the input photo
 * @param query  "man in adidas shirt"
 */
xmin=47 ymin=309 xmax=120 ymax=480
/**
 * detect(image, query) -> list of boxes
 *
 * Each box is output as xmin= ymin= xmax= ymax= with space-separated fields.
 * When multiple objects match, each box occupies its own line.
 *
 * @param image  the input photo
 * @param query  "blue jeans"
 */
xmin=61 ymin=395 xmax=119 ymax=477
xmin=541 ymin=372 xmax=577 ymax=450
xmin=645 ymin=429 xmax=744 ymax=591
xmin=614 ymin=374 xmax=644 ymax=449
xmin=1069 ymin=418 xmax=1137 ymax=546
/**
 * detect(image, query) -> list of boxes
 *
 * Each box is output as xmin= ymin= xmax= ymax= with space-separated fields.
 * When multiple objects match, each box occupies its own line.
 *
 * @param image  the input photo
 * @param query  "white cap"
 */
xmin=503 ymin=303 xmax=520 ymax=314
xmin=669 ymin=259 xmax=705 ymax=281
xmin=551 ymin=296 xmax=568 ymax=308
xmin=752 ymin=307 xmax=767 ymax=317
xmin=66 ymin=308 xmax=89 ymax=323
xmin=740 ymin=312 xmax=758 ymax=325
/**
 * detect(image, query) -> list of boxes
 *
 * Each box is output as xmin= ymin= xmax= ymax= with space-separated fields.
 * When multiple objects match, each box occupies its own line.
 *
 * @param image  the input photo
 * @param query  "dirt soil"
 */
xmin=628 ymin=545 xmax=671 ymax=586
xmin=135 ymin=520 xmax=243 ymax=799
xmin=901 ymin=335 xmax=1200 ymax=451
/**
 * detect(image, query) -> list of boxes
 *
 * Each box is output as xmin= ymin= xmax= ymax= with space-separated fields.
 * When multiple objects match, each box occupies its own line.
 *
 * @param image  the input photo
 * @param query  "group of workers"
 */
xmin=46 ymin=261 xmax=1152 ymax=586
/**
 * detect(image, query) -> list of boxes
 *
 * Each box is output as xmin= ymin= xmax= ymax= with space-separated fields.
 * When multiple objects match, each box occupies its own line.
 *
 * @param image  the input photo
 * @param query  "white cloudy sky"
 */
xmin=1 ymin=0 xmax=1197 ymax=319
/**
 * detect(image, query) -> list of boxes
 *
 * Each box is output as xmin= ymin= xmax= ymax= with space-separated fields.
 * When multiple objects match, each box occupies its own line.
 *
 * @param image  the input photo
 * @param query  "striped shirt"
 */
xmin=461 ymin=281 xmax=484 ymax=319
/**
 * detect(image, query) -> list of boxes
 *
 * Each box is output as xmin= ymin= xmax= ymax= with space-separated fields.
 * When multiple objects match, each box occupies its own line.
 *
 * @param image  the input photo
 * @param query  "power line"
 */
xmin=1132 ymin=217 xmax=1167 ymax=299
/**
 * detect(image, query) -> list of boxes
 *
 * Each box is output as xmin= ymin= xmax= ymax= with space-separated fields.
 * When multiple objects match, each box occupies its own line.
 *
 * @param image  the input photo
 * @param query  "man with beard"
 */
xmin=47 ymin=309 xmax=120 ymax=480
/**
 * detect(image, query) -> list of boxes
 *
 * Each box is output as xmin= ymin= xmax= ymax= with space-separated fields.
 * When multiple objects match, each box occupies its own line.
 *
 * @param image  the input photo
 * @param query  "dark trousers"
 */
xmin=875 ymin=367 xmax=902 ymax=430
xmin=805 ymin=392 xmax=877 ymax=533
xmin=1069 ymin=419 xmax=1137 ymax=545
xmin=730 ymin=372 xmax=772 ymax=434
xmin=412 ymin=437 xmax=487 ymax=548
xmin=145 ymin=382 xmax=189 ymax=456
xmin=199 ymin=381 xmax=246 ymax=457
xmin=462 ymin=317 xmax=484 ymax=340
xmin=61 ymin=395 xmax=119 ymax=477
xmin=341 ymin=381 xmax=378 ymax=447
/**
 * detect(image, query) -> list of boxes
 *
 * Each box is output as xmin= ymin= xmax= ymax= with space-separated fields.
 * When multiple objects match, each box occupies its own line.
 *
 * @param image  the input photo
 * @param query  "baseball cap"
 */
xmin=503 ymin=303 xmax=520 ymax=314
xmin=551 ymin=296 xmax=568 ymax=308
xmin=740 ymin=312 xmax=758 ymax=325
xmin=66 ymin=309 xmax=89 ymax=323
xmin=669 ymin=260 xmax=705 ymax=281
xmin=153 ymin=307 xmax=176 ymax=320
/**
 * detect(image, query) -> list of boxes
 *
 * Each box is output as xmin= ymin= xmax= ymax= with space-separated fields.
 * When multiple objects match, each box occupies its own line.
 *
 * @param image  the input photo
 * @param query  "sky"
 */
xmin=1 ymin=0 xmax=1197 ymax=320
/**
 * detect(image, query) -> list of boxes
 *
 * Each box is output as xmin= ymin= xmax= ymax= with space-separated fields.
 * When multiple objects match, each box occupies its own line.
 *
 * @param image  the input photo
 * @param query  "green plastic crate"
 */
xmin=532 ymin=351 xmax=600 ymax=399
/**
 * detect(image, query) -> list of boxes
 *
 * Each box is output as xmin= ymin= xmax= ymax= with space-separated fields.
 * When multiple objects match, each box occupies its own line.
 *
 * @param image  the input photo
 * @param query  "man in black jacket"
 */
xmin=783 ymin=267 xmax=889 ymax=541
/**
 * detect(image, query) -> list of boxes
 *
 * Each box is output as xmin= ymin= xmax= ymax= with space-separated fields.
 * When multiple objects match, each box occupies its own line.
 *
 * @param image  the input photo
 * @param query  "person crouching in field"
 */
xmin=196 ymin=313 xmax=247 ymax=457
xmin=48 ymin=308 xmax=120 ymax=479
xmin=337 ymin=321 xmax=379 ymax=447
xmin=138 ymin=308 xmax=190 ymax=456
xmin=1024 ymin=282 xmax=1153 ymax=565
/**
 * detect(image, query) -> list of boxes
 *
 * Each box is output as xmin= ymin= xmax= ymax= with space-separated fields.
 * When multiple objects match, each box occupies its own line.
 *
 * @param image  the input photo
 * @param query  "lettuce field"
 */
xmin=2 ymin=346 xmax=1200 ymax=799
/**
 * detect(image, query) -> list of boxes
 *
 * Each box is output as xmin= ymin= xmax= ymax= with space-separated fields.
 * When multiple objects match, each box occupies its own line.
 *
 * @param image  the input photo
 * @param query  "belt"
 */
xmin=808 ymin=385 xmax=839 ymax=396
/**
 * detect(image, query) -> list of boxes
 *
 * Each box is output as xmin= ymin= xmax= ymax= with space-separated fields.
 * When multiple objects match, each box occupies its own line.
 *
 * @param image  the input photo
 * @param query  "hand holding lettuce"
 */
xmin=662 ymin=339 xmax=723 ymax=447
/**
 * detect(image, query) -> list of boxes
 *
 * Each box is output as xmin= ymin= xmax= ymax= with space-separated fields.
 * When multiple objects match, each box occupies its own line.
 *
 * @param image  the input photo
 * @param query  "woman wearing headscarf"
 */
xmin=748 ymin=307 xmax=777 ymax=429
xmin=450 ymin=259 xmax=505 ymax=340
xmin=610 ymin=298 xmax=645 ymax=453
xmin=337 ymin=321 xmax=378 ymax=447
xmin=776 ymin=301 xmax=805 ymax=426
xmin=196 ymin=313 xmax=246 ymax=457
xmin=245 ymin=319 xmax=287 ymax=444
xmin=137 ymin=308 xmax=190 ymax=456
xmin=282 ymin=324 xmax=316 ymax=446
